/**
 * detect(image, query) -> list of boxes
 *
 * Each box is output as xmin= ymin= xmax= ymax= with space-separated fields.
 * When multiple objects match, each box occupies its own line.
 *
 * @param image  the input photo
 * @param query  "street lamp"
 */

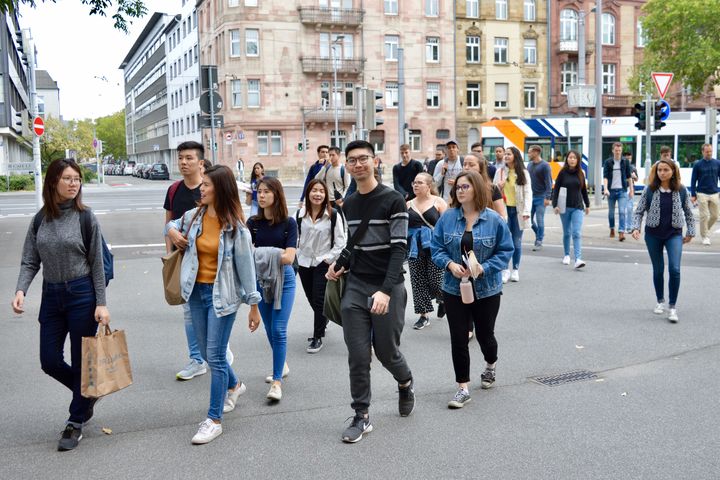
xmin=331 ymin=36 xmax=344 ymax=148
xmin=577 ymin=6 xmax=596 ymax=86
xmin=593 ymin=0 xmax=603 ymax=206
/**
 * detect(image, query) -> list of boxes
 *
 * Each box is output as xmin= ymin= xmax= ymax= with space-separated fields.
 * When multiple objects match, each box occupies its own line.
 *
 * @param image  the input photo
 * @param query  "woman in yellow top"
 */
xmin=497 ymin=147 xmax=532 ymax=283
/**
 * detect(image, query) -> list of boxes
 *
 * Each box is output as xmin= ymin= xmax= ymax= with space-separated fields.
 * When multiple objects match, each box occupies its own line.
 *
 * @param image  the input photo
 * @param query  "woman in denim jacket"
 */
xmin=166 ymin=165 xmax=261 ymax=445
xmin=431 ymin=171 xmax=514 ymax=409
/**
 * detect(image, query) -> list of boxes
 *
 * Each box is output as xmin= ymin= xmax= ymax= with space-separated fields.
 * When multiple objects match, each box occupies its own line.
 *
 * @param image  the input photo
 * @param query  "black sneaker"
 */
xmin=437 ymin=302 xmax=445 ymax=318
xmin=398 ymin=379 xmax=415 ymax=417
xmin=306 ymin=337 xmax=323 ymax=354
xmin=413 ymin=316 xmax=429 ymax=330
xmin=342 ymin=412 xmax=373 ymax=443
xmin=57 ymin=424 xmax=82 ymax=451
xmin=481 ymin=368 xmax=496 ymax=389
xmin=448 ymin=389 xmax=472 ymax=409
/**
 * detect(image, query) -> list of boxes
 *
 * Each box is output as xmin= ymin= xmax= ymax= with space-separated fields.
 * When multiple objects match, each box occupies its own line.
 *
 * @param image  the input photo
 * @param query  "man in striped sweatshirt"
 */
xmin=327 ymin=140 xmax=415 ymax=444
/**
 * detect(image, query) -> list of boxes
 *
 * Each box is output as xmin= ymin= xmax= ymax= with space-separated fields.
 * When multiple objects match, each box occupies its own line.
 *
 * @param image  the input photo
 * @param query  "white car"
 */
xmin=124 ymin=161 xmax=136 ymax=175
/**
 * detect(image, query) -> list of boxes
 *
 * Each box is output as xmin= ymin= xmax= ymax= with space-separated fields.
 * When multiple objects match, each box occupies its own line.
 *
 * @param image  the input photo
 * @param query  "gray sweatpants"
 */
xmin=341 ymin=273 xmax=412 ymax=413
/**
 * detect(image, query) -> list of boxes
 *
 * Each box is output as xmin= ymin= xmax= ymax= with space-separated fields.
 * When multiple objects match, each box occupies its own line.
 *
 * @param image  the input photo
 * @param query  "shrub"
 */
xmin=0 ymin=174 xmax=36 ymax=191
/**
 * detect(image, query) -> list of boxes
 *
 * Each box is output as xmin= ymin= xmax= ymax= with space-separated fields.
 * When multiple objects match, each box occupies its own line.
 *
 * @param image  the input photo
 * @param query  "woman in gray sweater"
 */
xmin=12 ymin=159 xmax=110 ymax=452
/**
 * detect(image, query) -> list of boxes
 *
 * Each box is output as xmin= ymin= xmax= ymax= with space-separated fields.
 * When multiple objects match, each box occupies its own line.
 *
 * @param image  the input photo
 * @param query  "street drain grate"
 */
xmin=530 ymin=370 xmax=598 ymax=387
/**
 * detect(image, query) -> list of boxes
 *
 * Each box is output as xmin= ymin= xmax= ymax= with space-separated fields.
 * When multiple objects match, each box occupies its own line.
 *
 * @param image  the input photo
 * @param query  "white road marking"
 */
xmin=136 ymin=207 xmax=153 ymax=210
xmin=533 ymin=242 xmax=720 ymax=256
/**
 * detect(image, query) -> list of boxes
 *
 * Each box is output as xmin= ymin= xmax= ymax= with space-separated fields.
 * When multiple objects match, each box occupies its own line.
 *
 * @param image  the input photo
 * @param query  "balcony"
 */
xmin=302 ymin=106 xmax=357 ymax=123
xmin=298 ymin=7 xmax=364 ymax=26
xmin=558 ymin=40 xmax=578 ymax=52
xmin=301 ymin=57 xmax=365 ymax=76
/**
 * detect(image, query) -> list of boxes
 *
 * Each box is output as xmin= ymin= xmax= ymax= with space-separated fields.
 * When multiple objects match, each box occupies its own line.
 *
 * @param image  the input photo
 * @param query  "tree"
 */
xmin=1 ymin=0 xmax=147 ymax=32
xmin=633 ymin=0 xmax=720 ymax=96
xmin=40 ymin=117 xmax=96 ymax=170
xmin=95 ymin=110 xmax=127 ymax=160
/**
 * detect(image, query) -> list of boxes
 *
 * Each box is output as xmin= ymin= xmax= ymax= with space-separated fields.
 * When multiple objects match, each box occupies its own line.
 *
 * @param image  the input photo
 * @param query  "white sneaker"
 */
xmin=191 ymin=418 xmax=222 ymax=445
xmin=176 ymin=360 xmax=207 ymax=381
xmin=502 ymin=270 xmax=510 ymax=284
xmin=266 ymin=383 xmax=282 ymax=401
xmin=653 ymin=303 xmax=665 ymax=315
xmin=223 ymin=382 xmax=247 ymax=413
xmin=562 ymin=256 xmax=570 ymax=265
xmin=227 ymin=346 xmax=234 ymax=366
xmin=265 ymin=362 xmax=290 ymax=383
xmin=574 ymin=259 xmax=586 ymax=269
xmin=668 ymin=308 xmax=678 ymax=323
xmin=702 ymin=237 xmax=711 ymax=246
xmin=510 ymin=269 xmax=520 ymax=282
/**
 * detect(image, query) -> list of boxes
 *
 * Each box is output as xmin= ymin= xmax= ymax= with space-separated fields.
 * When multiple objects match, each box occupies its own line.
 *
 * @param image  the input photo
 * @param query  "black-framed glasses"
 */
xmin=456 ymin=183 xmax=472 ymax=192
xmin=346 ymin=154 xmax=373 ymax=166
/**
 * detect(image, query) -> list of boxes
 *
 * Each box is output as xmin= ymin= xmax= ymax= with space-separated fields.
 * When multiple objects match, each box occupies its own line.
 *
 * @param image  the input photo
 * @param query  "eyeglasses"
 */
xmin=456 ymin=184 xmax=472 ymax=192
xmin=60 ymin=176 xmax=82 ymax=185
xmin=346 ymin=154 xmax=373 ymax=166
xmin=412 ymin=181 xmax=429 ymax=186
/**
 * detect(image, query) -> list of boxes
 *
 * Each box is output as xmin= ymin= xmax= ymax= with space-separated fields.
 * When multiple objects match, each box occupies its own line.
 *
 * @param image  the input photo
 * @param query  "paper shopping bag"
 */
xmin=81 ymin=325 xmax=133 ymax=398
xmin=161 ymin=248 xmax=185 ymax=305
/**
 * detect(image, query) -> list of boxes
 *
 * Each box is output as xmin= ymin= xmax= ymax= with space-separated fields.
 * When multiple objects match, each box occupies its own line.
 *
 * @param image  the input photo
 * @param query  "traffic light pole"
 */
xmin=23 ymin=29 xmax=42 ymax=210
xmin=208 ymin=67 xmax=217 ymax=164
xmin=301 ymin=109 xmax=307 ymax=180
xmin=644 ymin=93 xmax=653 ymax=182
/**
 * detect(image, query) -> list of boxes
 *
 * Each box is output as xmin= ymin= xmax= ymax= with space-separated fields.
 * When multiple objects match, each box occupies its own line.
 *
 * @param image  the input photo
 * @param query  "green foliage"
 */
xmin=79 ymin=165 xmax=97 ymax=183
xmin=635 ymin=0 xmax=720 ymax=96
xmin=95 ymin=110 xmax=127 ymax=160
xmin=0 ymin=0 xmax=147 ymax=32
xmin=0 ymin=174 xmax=35 ymax=192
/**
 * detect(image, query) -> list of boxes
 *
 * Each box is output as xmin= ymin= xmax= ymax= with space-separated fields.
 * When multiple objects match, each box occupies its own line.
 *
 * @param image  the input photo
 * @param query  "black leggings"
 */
xmin=298 ymin=263 xmax=330 ymax=338
xmin=444 ymin=293 xmax=501 ymax=384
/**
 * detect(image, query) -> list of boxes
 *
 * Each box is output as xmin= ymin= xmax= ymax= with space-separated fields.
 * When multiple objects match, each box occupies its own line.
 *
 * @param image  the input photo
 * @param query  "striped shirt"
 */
xmin=342 ymin=183 xmax=408 ymax=294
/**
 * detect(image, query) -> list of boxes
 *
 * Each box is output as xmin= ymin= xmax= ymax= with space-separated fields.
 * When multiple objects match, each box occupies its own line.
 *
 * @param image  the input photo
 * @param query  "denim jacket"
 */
xmin=431 ymin=207 xmax=514 ymax=299
xmin=165 ymin=207 xmax=261 ymax=316
xmin=407 ymin=226 xmax=432 ymax=259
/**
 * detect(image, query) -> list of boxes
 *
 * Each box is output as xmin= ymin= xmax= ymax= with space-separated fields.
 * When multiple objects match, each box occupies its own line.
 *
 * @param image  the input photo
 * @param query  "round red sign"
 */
xmin=33 ymin=116 xmax=45 ymax=137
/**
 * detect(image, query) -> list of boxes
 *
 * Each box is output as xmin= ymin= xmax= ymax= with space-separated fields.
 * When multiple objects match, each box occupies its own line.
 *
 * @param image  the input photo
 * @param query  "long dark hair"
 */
xmin=562 ymin=150 xmax=586 ymax=184
xmin=506 ymin=147 xmax=528 ymax=186
xmin=302 ymin=179 xmax=332 ymax=221
xmin=253 ymin=177 xmax=288 ymax=225
xmin=202 ymin=165 xmax=245 ymax=235
xmin=648 ymin=158 xmax=682 ymax=192
xmin=250 ymin=162 xmax=264 ymax=184
xmin=42 ymin=158 xmax=86 ymax=219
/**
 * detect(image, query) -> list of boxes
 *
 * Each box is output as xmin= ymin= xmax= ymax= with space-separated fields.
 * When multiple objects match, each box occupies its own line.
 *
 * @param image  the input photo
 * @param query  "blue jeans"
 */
xmin=183 ymin=303 xmax=204 ymax=364
xmin=607 ymin=189 xmax=628 ymax=232
xmin=258 ymin=266 xmax=296 ymax=381
xmin=560 ymin=208 xmax=585 ymax=261
xmin=38 ymin=276 xmax=98 ymax=426
xmin=644 ymin=233 xmax=683 ymax=307
xmin=188 ymin=283 xmax=238 ymax=421
xmin=625 ymin=195 xmax=635 ymax=226
xmin=506 ymin=206 xmax=523 ymax=269
xmin=530 ymin=196 xmax=547 ymax=243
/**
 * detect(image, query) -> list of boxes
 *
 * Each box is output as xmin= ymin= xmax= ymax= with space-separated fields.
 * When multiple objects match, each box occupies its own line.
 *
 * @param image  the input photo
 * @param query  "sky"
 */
xmin=19 ymin=0 xmax=174 ymax=121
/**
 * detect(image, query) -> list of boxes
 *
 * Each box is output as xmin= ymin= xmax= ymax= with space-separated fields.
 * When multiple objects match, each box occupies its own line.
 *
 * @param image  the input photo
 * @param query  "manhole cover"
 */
xmin=530 ymin=370 xmax=598 ymax=387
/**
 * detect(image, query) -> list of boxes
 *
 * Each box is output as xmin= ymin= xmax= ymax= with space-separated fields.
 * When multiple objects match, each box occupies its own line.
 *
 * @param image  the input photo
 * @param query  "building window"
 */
xmin=637 ymin=19 xmax=647 ymax=47
xmin=246 ymin=0 xmax=258 ymax=6
xmin=560 ymin=62 xmax=578 ymax=93
xmin=466 ymin=0 xmax=478 ymax=18
xmin=230 ymin=29 xmax=241 ymax=57
xmin=494 ymin=83 xmax=508 ymax=109
xmin=466 ymin=82 xmax=480 ymax=109
xmin=344 ymin=82 xmax=355 ymax=107
xmin=436 ymin=129 xmax=450 ymax=139
xmin=495 ymin=0 xmax=507 ymax=20
xmin=524 ymin=0 xmax=536 ymax=21
xmin=247 ymin=79 xmax=260 ymax=107
xmin=270 ymin=130 xmax=282 ymax=155
xmin=494 ymin=37 xmax=508 ymax=64
xmin=331 ymin=130 xmax=347 ymax=150
xmin=246 ymin=29 xmax=259 ymax=56
xmin=409 ymin=130 xmax=422 ymax=152
xmin=524 ymin=83 xmax=537 ymax=109
xmin=523 ymin=38 xmax=537 ymax=64
xmin=602 ymin=13 xmax=615 ymax=45
xmin=426 ymin=37 xmax=440 ymax=63
xmin=384 ymin=35 xmax=399 ymax=61
xmin=384 ymin=0 xmax=398 ymax=15
xmin=231 ymin=80 xmax=242 ymax=107
xmin=466 ymin=36 xmax=480 ymax=63
xmin=385 ymin=81 xmax=399 ymax=108
xmin=425 ymin=0 xmax=439 ymax=17
xmin=426 ymin=82 xmax=440 ymax=108
xmin=602 ymin=63 xmax=616 ymax=94
xmin=258 ymin=130 xmax=269 ymax=155
xmin=229 ymin=0 xmax=239 ymax=6
xmin=560 ymin=9 xmax=578 ymax=42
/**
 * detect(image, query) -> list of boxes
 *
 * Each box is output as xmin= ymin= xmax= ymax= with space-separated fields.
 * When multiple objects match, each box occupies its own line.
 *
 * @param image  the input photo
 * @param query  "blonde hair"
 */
xmin=414 ymin=172 xmax=439 ymax=196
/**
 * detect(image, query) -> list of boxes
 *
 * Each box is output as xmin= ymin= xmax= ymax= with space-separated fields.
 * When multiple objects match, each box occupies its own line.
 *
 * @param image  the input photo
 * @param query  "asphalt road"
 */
xmin=1 ymin=184 xmax=720 ymax=479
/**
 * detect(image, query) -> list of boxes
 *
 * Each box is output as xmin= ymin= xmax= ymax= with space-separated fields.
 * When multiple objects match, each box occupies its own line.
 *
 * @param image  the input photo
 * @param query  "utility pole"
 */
xmin=644 ymin=93 xmax=653 ymax=179
xmin=301 ymin=109 xmax=307 ymax=180
xmin=331 ymin=37 xmax=344 ymax=148
xmin=23 ymin=29 xmax=41 ymax=209
xmin=355 ymin=85 xmax=363 ymax=141
xmin=208 ymin=67 xmax=217 ymax=164
xmin=592 ymin=0 xmax=603 ymax=207
xmin=397 ymin=47 xmax=405 ymax=152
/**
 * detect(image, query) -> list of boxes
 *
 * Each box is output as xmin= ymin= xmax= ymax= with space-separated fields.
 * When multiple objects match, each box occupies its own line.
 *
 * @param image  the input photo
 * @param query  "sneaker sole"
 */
xmin=481 ymin=382 xmax=495 ymax=390
xmin=668 ymin=318 xmax=678 ymax=323
xmin=265 ymin=368 xmax=290 ymax=383
xmin=306 ymin=347 xmax=322 ymax=353
xmin=191 ymin=430 xmax=222 ymax=445
xmin=448 ymin=398 xmax=471 ymax=409
xmin=57 ymin=434 xmax=82 ymax=451
xmin=575 ymin=263 xmax=586 ymax=269
xmin=176 ymin=368 xmax=208 ymax=381
xmin=342 ymin=424 xmax=373 ymax=443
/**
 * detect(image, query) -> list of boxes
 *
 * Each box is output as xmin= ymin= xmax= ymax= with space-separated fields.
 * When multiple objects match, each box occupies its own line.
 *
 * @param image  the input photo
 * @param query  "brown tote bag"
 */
xmin=81 ymin=324 xmax=133 ymax=398
xmin=161 ymin=209 xmax=201 ymax=305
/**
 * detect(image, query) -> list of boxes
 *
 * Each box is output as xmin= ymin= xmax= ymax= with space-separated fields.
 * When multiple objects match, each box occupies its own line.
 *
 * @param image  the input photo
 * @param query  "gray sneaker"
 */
xmin=448 ymin=389 xmax=472 ymax=409
xmin=176 ymin=360 xmax=208 ymax=381
xmin=481 ymin=368 xmax=496 ymax=389
xmin=532 ymin=241 xmax=542 ymax=251
xmin=342 ymin=413 xmax=373 ymax=443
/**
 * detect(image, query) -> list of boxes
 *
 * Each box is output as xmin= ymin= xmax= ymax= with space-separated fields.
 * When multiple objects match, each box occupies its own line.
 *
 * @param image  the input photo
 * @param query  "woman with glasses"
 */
xmin=431 ymin=171 xmax=514 ymax=409
xmin=497 ymin=147 xmax=532 ymax=283
xmin=406 ymin=173 xmax=448 ymax=330
xmin=12 ymin=159 xmax=111 ymax=451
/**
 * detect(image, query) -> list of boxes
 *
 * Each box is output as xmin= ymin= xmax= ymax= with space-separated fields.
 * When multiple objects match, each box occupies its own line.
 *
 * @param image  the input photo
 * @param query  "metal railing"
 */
xmin=298 ymin=7 xmax=364 ymax=25
xmin=301 ymin=57 xmax=365 ymax=75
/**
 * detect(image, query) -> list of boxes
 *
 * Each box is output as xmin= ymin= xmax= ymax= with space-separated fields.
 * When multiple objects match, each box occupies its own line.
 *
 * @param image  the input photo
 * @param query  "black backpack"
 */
xmin=33 ymin=209 xmax=114 ymax=286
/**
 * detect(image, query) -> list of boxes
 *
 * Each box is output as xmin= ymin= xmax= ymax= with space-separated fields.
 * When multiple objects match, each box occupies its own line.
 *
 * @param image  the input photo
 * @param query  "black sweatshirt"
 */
xmin=342 ymin=183 xmax=408 ymax=294
xmin=392 ymin=159 xmax=424 ymax=200
xmin=552 ymin=169 xmax=591 ymax=210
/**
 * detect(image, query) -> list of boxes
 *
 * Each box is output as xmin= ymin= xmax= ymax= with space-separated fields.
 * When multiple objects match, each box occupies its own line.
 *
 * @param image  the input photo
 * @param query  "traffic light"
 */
xmin=363 ymin=89 xmax=384 ymax=129
xmin=15 ymin=30 xmax=24 ymax=54
xmin=305 ymin=138 xmax=310 ymax=150
xmin=654 ymin=100 xmax=668 ymax=131
xmin=14 ymin=110 xmax=24 ymax=128
xmin=633 ymin=102 xmax=646 ymax=131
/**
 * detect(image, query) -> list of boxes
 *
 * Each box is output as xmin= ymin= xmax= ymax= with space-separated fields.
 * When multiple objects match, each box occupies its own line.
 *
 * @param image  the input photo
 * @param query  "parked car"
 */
xmin=148 ymin=163 xmax=170 ymax=180
xmin=141 ymin=164 xmax=153 ymax=179
xmin=124 ymin=161 xmax=136 ymax=175
xmin=133 ymin=163 xmax=144 ymax=177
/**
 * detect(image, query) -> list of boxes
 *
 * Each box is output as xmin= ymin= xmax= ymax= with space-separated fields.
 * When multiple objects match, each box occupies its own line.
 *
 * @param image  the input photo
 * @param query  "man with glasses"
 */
xmin=393 ymin=144 xmax=424 ymax=200
xmin=327 ymin=140 xmax=415 ymax=444
xmin=299 ymin=144 xmax=329 ymax=208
